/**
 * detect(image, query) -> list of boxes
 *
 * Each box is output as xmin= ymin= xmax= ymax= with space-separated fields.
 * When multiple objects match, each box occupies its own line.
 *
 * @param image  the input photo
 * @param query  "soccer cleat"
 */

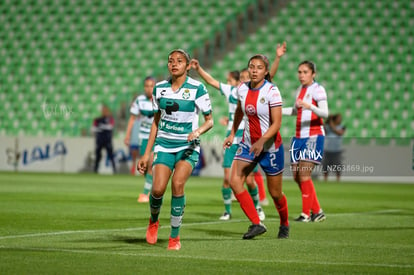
xmin=256 ymin=206 xmax=266 ymax=221
xmin=242 ymin=223 xmax=267 ymax=239
xmin=277 ymin=225 xmax=290 ymax=239
xmin=167 ymin=236 xmax=181 ymax=250
xmin=146 ymin=218 xmax=159 ymax=245
xmin=138 ymin=193 xmax=149 ymax=203
xmin=311 ymin=210 xmax=326 ymax=222
xmin=294 ymin=213 xmax=311 ymax=222
xmin=219 ymin=212 xmax=231 ymax=221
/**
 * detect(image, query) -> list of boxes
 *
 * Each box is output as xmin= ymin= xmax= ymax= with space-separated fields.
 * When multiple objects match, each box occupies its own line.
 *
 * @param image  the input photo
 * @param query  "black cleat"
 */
xmin=311 ymin=210 xmax=326 ymax=222
xmin=294 ymin=213 xmax=311 ymax=222
xmin=242 ymin=223 xmax=267 ymax=239
xmin=277 ymin=225 xmax=290 ymax=239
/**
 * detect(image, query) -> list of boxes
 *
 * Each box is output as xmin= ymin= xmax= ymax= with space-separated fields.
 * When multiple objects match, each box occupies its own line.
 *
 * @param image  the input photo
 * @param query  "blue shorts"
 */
xmin=234 ymin=141 xmax=284 ymax=176
xmin=130 ymin=144 xmax=139 ymax=151
xmin=290 ymin=135 xmax=324 ymax=164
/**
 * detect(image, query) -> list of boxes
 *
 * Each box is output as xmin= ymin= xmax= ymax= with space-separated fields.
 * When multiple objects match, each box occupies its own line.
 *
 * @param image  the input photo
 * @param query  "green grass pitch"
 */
xmin=0 ymin=172 xmax=413 ymax=274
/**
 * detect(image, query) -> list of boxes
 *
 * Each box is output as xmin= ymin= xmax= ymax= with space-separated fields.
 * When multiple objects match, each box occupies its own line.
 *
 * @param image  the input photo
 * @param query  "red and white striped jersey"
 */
xmin=236 ymin=80 xmax=283 ymax=152
xmin=294 ymin=82 xmax=327 ymax=138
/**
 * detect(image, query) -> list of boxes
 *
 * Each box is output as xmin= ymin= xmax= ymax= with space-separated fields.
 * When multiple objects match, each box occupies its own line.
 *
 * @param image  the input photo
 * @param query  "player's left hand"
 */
xmin=250 ymin=140 xmax=264 ymax=157
xmin=296 ymin=99 xmax=311 ymax=109
xmin=276 ymin=41 xmax=287 ymax=58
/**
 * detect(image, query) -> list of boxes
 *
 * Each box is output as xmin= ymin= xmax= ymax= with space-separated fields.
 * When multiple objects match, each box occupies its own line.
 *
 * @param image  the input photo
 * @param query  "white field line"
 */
xmin=0 ymin=209 xmax=405 ymax=241
xmin=0 ymin=244 xmax=412 ymax=269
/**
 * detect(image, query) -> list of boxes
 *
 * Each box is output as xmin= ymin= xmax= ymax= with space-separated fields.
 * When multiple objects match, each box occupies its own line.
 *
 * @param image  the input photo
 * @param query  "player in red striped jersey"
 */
xmin=224 ymin=54 xmax=289 ymax=239
xmin=282 ymin=61 xmax=328 ymax=223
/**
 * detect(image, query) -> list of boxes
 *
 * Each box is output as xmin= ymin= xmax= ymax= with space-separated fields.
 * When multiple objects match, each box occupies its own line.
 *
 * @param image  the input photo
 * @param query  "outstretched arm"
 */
xmin=190 ymin=59 xmax=220 ymax=90
xmin=269 ymin=41 xmax=287 ymax=80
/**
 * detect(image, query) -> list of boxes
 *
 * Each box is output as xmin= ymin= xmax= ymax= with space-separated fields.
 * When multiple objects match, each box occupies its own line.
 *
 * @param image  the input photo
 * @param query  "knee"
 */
xmin=171 ymin=180 xmax=186 ymax=195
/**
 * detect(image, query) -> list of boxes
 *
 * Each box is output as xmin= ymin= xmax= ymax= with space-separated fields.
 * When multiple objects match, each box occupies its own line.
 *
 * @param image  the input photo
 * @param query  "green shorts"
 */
xmin=223 ymin=144 xmax=238 ymax=168
xmin=139 ymin=139 xmax=154 ymax=156
xmin=153 ymin=149 xmax=200 ymax=171
xmin=223 ymin=143 xmax=258 ymax=172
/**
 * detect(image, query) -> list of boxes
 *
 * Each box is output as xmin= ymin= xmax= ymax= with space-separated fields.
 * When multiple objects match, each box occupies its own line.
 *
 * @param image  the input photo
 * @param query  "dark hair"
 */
xmin=248 ymin=54 xmax=271 ymax=81
xmin=168 ymin=49 xmax=191 ymax=65
xmin=228 ymin=70 xmax=240 ymax=82
xmin=298 ymin=60 xmax=316 ymax=74
xmin=144 ymin=76 xmax=156 ymax=83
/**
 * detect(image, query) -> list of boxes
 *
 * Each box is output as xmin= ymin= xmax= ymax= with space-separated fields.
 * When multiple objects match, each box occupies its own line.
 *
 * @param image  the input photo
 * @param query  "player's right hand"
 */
xmin=223 ymin=135 xmax=234 ymax=149
xmin=137 ymin=155 xmax=149 ymax=175
xmin=190 ymin=59 xmax=199 ymax=70
xmin=124 ymin=137 xmax=130 ymax=146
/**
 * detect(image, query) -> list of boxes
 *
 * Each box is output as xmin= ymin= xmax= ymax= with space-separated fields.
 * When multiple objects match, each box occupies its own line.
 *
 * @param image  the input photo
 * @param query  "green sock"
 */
xmin=222 ymin=187 xmax=232 ymax=214
xmin=170 ymin=195 xmax=186 ymax=238
xmin=149 ymin=194 xmax=163 ymax=223
xmin=143 ymin=174 xmax=153 ymax=195
xmin=248 ymin=186 xmax=259 ymax=208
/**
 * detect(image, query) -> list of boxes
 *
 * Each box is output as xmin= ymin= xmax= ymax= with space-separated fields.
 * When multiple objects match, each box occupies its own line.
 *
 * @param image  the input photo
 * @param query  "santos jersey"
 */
xmin=130 ymin=94 xmax=154 ymax=140
xmin=293 ymin=82 xmax=327 ymax=138
xmin=153 ymin=76 xmax=212 ymax=153
xmin=236 ymin=80 xmax=283 ymax=152
xmin=219 ymin=83 xmax=244 ymax=144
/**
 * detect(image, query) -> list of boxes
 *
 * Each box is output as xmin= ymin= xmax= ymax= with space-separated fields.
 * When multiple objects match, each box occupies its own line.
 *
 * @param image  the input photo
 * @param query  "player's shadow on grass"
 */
xmin=189 ymin=227 xmax=242 ymax=238
xmin=110 ymin=235 xmax=168 ymax=246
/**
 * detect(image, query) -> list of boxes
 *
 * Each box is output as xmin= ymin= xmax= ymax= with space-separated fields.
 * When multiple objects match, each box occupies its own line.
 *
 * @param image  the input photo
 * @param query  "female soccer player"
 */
xmin=124 ymin=76 xmax=156 ymax=203
xmin=190 ymin=60 xmax=265 ymax=221
xmin=138 ymin=49 xmax=213 ymax=250
xmin=224 ymin=54 xmax=289 ymax=239
xmin=281 ymin=61 xmax=328 ymax=222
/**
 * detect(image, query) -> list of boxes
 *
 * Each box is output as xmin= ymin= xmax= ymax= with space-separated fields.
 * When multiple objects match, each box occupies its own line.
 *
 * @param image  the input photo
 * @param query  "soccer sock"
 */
xmin=222 ymin=187 xmax=232 ymax=214
xmin=310 ymin=181 xmax=321 ymax=214
xmin=143 ymin=174 xmax=153 ymax=195
xmin=273 ymin=194 xmax=289 ymax=226
xmin=149 ymin=194 xmax=163 ymax=223
xmin=170 ymin=195 xmax=186 ymax=238
xmin=300 ymin=179 xmax=314 ymax=216
xmin=248 ymin=185 xmax=260 ymax=208
xmin=235 ymin=190 xmax=260 ymax=224
xmin=254 ymin=172 xmax=266 ymax=201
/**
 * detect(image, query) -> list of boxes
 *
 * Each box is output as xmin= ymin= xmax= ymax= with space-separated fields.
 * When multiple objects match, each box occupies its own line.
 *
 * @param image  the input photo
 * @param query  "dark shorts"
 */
xmin=234 ymin=141 xmax=284 ymax=176
xmin=290 ymin=135 xmax=324 ymax=164
xmin=322 ymin=151 xmax=343 ymax=172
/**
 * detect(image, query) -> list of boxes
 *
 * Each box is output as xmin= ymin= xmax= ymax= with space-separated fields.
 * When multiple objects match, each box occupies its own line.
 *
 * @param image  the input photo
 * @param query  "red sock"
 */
xmin=254 ymin=172 xmax=266 ymax=201
xmin=235 ymin=190 xmax=260 ymax=224
xmin=273 ymin=194 xmax=289 ymax=226
xmin=300 ymin=179 xmax=314 ymax=216
xmin=310 ymin=182 xmax=321 ymax=214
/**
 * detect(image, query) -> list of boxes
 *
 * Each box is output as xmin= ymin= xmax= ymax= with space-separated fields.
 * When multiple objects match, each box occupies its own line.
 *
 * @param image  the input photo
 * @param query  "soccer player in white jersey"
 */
xmin=281 ymin=61 xmax=328 ymax=223
xmin=138 ymin=49 xmax=213 ymax=250
xmin=224 ymin=54 xmax=289 ymax=240
xmin=124 ymin=76 xmax=156 ymax=203
xmin=190 ymin=60 xmax=265 ymax=221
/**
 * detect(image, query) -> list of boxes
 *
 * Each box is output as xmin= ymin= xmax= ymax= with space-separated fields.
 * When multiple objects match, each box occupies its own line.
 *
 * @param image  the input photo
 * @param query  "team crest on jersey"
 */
xmin=182 ymin=89 xmax=190 ymax=99
xmin=246 ymin=104 xmax=256 ymax=115
xmin=259 ymin=97 xmax=266 ymax=104
xmin=306 ymin=94 xmax=311 ymax=99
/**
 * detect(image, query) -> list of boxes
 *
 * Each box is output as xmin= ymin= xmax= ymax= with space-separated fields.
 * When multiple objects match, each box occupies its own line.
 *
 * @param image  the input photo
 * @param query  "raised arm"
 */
xmin=190 ymin=59 xmax=220 ymax=90
xmin=269 ymin=41 xmax=287 ymax=80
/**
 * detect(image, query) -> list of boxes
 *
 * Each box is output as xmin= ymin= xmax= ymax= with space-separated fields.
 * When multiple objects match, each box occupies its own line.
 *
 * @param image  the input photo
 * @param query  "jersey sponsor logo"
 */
xmin=159 ymin=121 xmax=185 ymax=132
xmin=246 ymin=104 xmax=256 ymax=116
xmin=165 ymin=100 xmax=179 ymax=114
xmin=182 ymin=89 xmax=190 ymax=99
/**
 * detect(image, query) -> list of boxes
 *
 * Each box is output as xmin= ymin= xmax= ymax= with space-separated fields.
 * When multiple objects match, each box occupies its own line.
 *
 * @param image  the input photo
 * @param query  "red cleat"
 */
xmin=167 ymin=236 xmax=181 ymax=250
xmin=146 ymin=219 xmax=159 ymax=245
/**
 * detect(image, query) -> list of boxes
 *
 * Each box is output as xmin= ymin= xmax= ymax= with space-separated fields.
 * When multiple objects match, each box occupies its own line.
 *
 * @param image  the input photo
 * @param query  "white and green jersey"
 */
xmin=153 ymin=76 xmax=212 ymax=153
xmin=130 ymin=94 xmax=154 ymax=140
xmin=220 ymin=83 xmax=244 ymax=144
